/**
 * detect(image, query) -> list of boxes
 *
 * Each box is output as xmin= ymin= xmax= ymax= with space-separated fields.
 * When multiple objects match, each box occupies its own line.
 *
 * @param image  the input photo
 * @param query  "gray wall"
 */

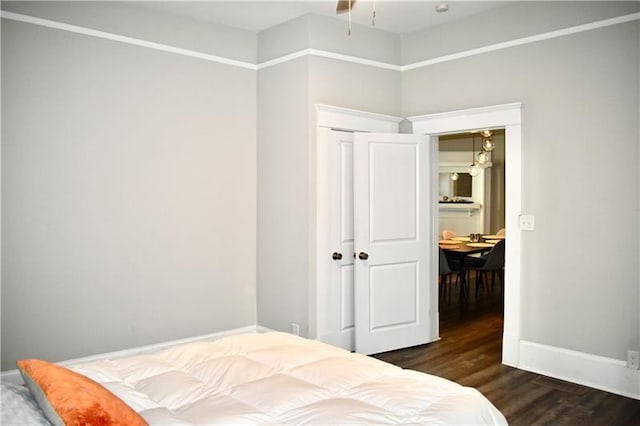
xmin=1 ymin=5 xmax=257 ymax=370
xmin=256 ymin=16 xmax=401 ymax=337
xmin=402 ymin=5 xmax=639 ymax=360
xmin=259 ymin=14 xmax=400 ymax=64
xmin=257 ymin=58 xmax=311 ymax=336
xmin=2 ymin=0 xmax=638 ymax=375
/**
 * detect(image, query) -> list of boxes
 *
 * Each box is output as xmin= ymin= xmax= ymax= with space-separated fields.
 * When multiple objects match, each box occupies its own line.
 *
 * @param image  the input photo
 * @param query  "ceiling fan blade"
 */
xmin=336 ymin=0 xmax=355 ymax=13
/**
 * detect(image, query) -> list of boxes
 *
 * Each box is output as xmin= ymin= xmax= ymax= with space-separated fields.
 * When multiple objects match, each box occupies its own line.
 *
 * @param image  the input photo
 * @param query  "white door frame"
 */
xmin=315 ymin=102 xmax=523 ymax=366
xmin=408 ymin=102 xmax=522 ymax=366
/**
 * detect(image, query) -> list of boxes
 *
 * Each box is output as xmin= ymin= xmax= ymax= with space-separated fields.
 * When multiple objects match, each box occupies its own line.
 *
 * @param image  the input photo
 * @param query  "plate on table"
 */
xmin=467 ymin=242 xmax=494 ymax=248
xmin=483 ymin=234 xmax=506 ymax=239
xmin=485 ymin=239 xmax=500 ymax=244
xmin=452 ymin=236 xmax=471 ymax=242
xmin=439 ymin=240 xmax=459 ymax=244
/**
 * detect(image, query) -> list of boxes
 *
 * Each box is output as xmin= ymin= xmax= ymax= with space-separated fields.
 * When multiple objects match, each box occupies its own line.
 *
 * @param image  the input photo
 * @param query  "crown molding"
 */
xmin=257 ymin=48 xmax=401 ymax=71
xmin=402 ymin=12 xmax=640 ymax=72
xmin=0 ymin=10 xmax=258 ymax=70
xmin=2 ymin=10 xmax=638 ymax=73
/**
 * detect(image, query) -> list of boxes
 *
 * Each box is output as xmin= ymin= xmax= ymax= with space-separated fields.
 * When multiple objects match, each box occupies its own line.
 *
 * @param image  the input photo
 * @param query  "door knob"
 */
xmin=332 ymin=252 xmax=343 ymax=260
xmin=358 ymin=252 xmax=369 ymax=260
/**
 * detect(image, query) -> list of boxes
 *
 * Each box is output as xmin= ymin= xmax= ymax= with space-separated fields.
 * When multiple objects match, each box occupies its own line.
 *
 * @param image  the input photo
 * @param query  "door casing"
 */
xmin=315 ymin=103 xmax=522 ymax=366
xmin=409 ymin=103 xmax=522 ymax=366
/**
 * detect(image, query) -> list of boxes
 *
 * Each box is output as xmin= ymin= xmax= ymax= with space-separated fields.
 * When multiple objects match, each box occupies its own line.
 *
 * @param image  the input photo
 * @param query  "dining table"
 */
xmin=438 ymin=235 xmax=505 ymax=303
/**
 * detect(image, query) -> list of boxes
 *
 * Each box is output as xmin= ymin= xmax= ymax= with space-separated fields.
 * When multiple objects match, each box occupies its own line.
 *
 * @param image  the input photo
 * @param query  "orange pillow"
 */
xmin=17 ymin=359 xmax=148 ymax=426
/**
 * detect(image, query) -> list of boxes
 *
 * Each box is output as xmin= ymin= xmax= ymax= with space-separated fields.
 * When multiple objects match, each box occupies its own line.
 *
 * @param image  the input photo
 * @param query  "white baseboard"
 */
xmin=1 ymin=325 xmax=260 ymax=385
xmin=518 ymin=340 xmax=640 ymax=400
xmin=255 ymin=325 xmax=278 ymax=333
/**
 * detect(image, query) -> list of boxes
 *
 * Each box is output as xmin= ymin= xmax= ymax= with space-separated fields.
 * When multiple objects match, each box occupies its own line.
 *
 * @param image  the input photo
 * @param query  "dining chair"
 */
xmin=439 ymin=248 xmax=461 ymax=303
xmin=464 ymin=240 xmax=505 ymax=297
xmin=442 ymin=229 xmax=457 ymax=240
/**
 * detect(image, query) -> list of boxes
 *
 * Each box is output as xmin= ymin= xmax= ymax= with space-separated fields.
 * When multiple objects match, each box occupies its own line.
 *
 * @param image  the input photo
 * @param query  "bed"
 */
xmin=3 ymin=332 xmax=507 ymax=425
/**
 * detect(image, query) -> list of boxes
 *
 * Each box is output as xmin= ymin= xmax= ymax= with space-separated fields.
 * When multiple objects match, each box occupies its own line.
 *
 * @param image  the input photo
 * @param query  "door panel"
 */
xmin=317 ymin=130 xmax=355 ymax=350
xmin=340 ymin=141 xmax=354 ymax=244
xmin=354 ymin=133 xmax=431 ymax=355
xmin=369 ymin=262 xmax=418 ymax=330
xmin=340 ymin=265 xmax=355 ymax=331
xmin=370 ymin=143 xmax=417 ymax=242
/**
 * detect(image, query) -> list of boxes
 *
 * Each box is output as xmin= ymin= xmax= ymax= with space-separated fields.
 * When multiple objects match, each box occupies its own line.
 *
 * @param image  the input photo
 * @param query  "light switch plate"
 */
xmin=519 ymin=214 xmax=535 ymax=231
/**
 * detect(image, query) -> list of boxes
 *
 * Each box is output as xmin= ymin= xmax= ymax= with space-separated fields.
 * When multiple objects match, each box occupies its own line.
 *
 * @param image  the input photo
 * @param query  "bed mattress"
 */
xmin=68 ymin=332 xmax=507 ymax=424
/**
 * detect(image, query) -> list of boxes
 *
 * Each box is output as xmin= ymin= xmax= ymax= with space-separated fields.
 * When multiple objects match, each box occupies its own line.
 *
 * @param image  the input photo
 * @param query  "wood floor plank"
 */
xmin=374 ymin=277 xmax=640 ymax=425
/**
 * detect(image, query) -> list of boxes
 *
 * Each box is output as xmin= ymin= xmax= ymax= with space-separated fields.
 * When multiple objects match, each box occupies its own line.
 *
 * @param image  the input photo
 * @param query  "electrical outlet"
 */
xmin=291 ymin=323 xmax=300 ymax=336
xmin=628 ymin=350 xmax=639 ymax=369
xmin=519 ymin=214 xmax=535 ymax=231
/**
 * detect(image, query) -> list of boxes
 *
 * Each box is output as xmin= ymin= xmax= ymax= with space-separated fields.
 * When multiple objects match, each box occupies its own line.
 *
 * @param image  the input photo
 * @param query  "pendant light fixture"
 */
xmin=476 ymin=150 xmax=489 ymax=165
xmin=477 ymin=129 xmax=495 ymax=164
xmin=468 ymin=134 xmax=479 ymax=177
xmin=481 ymin=130 xmax=495 ymax=152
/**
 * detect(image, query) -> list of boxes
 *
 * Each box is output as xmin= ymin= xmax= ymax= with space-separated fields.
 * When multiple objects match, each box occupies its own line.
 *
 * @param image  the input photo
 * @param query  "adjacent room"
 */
xmin=2 ymin=1 xmax=639 ymax=424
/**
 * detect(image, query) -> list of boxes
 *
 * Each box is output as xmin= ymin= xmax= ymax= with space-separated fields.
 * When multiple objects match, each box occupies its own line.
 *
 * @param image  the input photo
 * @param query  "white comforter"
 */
xmin=70 ymin=332 xmax=507 ymax=425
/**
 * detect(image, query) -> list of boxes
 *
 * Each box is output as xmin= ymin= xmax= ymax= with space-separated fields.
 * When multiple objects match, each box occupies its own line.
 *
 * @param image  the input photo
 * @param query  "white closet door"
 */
xmin=317 ymin=130 xmax=355 ymax=350
xmin=353 ymin=133 xmax=432 ymax=355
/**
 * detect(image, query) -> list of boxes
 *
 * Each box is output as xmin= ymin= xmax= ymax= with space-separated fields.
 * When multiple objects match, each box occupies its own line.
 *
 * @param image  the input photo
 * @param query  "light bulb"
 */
xmin=450 ymin=172 xmax=459 ymax=181
xmin=481 ymin=130 xmax=493 ymax=138
xmin=482 ymin=138 xmax=495 ymax=152
xmin=476 ymin=151 xmax=489 ymax=165
xmin=468 ymin=164 xmax=479 ymax=177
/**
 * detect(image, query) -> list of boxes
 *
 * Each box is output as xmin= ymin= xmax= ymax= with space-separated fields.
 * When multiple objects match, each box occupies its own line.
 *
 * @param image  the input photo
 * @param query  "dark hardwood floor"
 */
xmin=374 ymin=275 xmax=640 ymax=425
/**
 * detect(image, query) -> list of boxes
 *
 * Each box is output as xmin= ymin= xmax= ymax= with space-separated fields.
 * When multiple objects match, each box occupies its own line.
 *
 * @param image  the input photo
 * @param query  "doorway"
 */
xmin=409 ymin=103 xmax=522 ymax=366
xmin=315 ymin=103 xmax=523 ymax=367
xmin=437 ymin=130 xmax=506 ymax=238
xmin=436 ymin=129 xmax=506 ymax=351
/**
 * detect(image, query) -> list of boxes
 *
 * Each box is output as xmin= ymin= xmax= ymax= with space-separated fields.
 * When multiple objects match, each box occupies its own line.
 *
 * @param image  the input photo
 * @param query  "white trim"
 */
xmin=316 ymin=104 xmax=402 ymax=133
xmin=257 ymin=49 xmax=311 ymax=69
xmin=255 ymin=325 xmax=278 ymax=333
xmin=410 ymin=103 xmax=523 ymax=367
xmin=0 ymin=10 xmax=257 ymax=70
xmin=306 ymin=49 xmax=400 ymax=71
xmin=0 ymin=325 xmax=259 ymax=385
xmin=408 ymin=103 xmax=523 ymax=133
xmin=3 ymin=10 xmax=637 ymax=73
xmin=519 ymin=340 xmax=640 ymax=400
xmin=502 ymin=123 xmax=523 ymax=367
xmin=257 ymin=48 xmax=401 ymax=71
xmin=402 ymin=12 xmax=640 ymax=71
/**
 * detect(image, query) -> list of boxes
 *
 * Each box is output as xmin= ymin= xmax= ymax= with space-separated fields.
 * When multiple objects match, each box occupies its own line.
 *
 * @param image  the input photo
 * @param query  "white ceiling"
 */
xmin=133 ymin=1 xmax=513 ymax=34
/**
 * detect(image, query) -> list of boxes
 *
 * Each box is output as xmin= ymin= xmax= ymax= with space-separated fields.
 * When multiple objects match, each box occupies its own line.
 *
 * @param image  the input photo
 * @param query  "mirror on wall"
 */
xmin=439 ymin=172 xmax=473 ymax=200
